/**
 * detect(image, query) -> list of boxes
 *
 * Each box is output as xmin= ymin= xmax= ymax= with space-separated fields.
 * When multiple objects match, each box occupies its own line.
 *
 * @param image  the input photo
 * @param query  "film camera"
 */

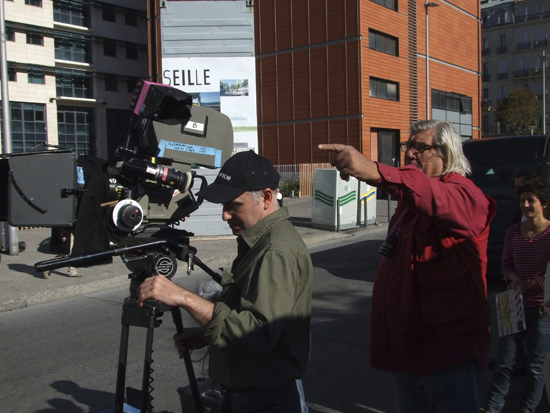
xmin=0 ymin=80 xmax=233 ymax=413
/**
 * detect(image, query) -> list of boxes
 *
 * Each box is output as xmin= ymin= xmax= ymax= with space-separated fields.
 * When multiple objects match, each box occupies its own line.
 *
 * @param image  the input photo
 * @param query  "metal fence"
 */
xmin=274 ymin=164 xmax=300 ymax=182
xmin=275 ymin=163 xmax=334 ymax=197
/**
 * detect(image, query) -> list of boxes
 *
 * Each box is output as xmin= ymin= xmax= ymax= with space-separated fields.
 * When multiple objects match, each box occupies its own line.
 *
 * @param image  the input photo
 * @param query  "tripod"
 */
xmin=35 ymin=235 xmax=223 ymax=413
xmin=113 ymin=294 xmax=203 ymax=413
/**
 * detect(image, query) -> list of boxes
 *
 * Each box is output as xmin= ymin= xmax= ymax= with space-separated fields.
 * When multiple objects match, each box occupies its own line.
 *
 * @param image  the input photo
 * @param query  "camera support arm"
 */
xmin=34 ymin=239 xmax=223 ymax=284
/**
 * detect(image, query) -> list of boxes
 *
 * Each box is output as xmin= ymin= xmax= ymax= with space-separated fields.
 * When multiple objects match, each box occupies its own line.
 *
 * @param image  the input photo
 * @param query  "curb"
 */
xmin=0 ymin=254 xmax=239 ymax=313
xmin=0 ymin=224 xmax=386 ymax=313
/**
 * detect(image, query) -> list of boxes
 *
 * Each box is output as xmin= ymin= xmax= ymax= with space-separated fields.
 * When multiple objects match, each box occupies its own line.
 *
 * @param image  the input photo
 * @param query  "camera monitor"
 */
xmin=0 ymin=150 xmax=76 ymax=227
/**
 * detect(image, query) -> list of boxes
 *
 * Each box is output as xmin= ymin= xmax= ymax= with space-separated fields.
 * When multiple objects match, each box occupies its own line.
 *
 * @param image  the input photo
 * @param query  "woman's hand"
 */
xmin=507 ymin=273 xmax=527 ymax=291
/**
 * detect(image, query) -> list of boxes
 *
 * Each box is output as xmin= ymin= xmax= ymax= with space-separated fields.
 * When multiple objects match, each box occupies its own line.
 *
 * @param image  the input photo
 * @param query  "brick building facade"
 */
xmin=254 ymin=0 xmax=482 ymax=166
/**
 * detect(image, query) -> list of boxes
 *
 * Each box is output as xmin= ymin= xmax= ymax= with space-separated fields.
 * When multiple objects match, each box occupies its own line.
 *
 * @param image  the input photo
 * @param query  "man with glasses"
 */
xmin=319 ymin=120 xmax=496 ymax=413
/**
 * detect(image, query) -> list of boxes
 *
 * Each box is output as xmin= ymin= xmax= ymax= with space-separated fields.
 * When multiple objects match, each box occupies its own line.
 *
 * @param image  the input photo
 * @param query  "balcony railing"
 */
xmin=515 ymin=11 xmax=550 ymax=23
xmin=517 ymin=42 xmax=531 ymax=51
xmin=482 ymin=74 xmax=491 ymax=81
xmin=512 ymin=67 xmax=550 ymax=78
xmin=496 ymin=72 xmax=508 ymax=80
xmin=481 ymin=99 xmax=492 ymax=108
xmin=482 ymin=48 xmax=491 ymax=56
xmin=497 ymin=46 xmax=508 ymax=54
xmin=535 ymin=40 xmax=548 ymax=49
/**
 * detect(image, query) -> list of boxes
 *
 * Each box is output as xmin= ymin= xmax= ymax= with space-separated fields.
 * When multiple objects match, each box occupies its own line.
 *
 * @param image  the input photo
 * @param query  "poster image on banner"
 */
xmin=162 ymin=57 xmax=257 ymax=153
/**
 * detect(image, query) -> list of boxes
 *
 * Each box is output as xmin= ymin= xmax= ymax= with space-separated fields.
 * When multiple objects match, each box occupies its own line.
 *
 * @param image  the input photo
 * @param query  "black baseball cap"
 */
xmin=196 ymin=150 xmax=280 ymax=204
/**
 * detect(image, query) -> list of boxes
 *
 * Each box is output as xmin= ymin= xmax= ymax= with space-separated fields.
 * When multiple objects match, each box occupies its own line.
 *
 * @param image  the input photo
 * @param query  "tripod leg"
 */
xmin=114 ymin=323 xmax=130 ymax=413
xmin=140 ymin=327 xmax=155 ymax=413
xmin=171 ymin=307 xmax=204 ymax=413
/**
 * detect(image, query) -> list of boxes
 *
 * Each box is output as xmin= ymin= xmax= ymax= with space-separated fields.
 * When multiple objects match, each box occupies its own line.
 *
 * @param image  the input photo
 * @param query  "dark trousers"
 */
xmin=220 ymin=381 xmax=302 ymax=413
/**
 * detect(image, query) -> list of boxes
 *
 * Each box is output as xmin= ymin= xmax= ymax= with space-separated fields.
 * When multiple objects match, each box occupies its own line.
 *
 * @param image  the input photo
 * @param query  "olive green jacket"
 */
xmin=204 ymin=207 xmax=313 ymax=390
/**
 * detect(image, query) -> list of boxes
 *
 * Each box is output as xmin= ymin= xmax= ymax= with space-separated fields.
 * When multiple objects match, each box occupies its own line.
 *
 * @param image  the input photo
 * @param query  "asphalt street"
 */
xmin=1 ymin=197 xmax=550 ymax=412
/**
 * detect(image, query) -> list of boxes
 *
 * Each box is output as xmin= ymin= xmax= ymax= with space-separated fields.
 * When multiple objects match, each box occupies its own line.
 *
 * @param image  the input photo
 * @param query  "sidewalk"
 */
xmin=0 ymin=197 xmax=395 ymax=312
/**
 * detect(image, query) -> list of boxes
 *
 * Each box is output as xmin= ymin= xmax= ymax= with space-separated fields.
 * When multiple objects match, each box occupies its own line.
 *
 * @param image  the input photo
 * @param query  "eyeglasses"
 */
xmin=400 ymin=141 xmax=439 ymax=153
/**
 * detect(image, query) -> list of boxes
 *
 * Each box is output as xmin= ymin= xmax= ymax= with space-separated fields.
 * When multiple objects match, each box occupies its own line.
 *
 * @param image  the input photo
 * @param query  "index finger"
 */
xmin=318 ymin=143 xmax=347 ymax=152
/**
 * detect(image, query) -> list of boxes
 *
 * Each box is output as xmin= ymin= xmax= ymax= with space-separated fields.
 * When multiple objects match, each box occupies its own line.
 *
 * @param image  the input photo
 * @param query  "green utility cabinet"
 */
xmin=311 ymin=169 xmax=358 ymax=231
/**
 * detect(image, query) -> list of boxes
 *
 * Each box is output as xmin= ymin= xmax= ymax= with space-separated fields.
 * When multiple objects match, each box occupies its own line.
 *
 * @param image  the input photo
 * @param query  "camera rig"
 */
xmin=1 ymin=80 xmax=234 ymax=413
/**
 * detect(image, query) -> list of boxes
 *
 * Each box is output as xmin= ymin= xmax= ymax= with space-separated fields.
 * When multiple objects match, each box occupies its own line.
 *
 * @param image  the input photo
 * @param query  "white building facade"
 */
xmin=481 ymin=0 xmax=549 ymax=136
xmin=2 ymin=0 xmax=149 ymax=159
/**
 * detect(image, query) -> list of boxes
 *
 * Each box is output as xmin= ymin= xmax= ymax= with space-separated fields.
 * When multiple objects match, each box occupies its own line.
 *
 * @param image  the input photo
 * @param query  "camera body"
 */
xmin=0 ymin=81 xmax=234 ymax=235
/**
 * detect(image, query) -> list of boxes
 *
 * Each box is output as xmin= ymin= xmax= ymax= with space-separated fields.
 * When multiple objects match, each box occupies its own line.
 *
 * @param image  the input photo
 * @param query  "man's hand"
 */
xmin=137 ymin=274 xmax=216 ymax=327
xmin=137 ymin=274 xmax=186 ymax=308
xmin=173 ymin=327 xmax=208 ymax=359
xmin=318 ymin=144 xmax=381 ymax=183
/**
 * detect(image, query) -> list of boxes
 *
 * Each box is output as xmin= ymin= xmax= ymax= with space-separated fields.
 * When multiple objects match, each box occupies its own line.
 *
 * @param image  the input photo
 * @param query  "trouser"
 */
xmin=392 ymin=359 xmax=483 ymax=413
xmin=485 ymin=308 xmax=550 ymax=413
xmin=220 ymin=380 xmax=307 ymax=413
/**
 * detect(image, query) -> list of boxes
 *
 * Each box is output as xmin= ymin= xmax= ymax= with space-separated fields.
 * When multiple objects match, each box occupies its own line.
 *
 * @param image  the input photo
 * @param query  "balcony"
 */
xmin=512 ymin=67 xmax=550 ymax=78
xmin=481 ymin=99 xmax=492 ymax=108
xmin=482 ymin=48 xmax=491 ymax=56
xmin=497 ymin=46 xmax=508 ymax=54
xmin=535 ymin=40 xmax=548 ymax=49
xmin=517 ymin=42 xmax=531 ymax=51
xmin=482 ymin=74 xmax=491 ymax=81
xmin=496 ymin=72 xmax=508 ymax=80
xmin=515 ymin=11 xmax=550 ymax=23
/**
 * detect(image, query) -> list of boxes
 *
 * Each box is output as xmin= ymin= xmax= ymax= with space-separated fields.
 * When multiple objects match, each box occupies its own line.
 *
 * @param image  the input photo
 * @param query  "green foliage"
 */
xmin=495 ymin=87 xmax=541 ymax=134
xmin=279 ymin=178 xmax=300 ymax=198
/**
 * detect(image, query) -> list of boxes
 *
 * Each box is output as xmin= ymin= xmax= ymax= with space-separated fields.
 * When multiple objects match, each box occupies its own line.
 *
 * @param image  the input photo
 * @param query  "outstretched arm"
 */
xmin=318 ymin=144 xmax=381 ymax=183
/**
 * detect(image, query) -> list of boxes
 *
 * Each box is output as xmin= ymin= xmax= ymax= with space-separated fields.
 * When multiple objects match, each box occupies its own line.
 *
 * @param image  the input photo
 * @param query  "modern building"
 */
xmin=2 ymin=0 xmax=149 ymax=160
xmin=254 ymin=0 xmax=481 ymax=165
xmin=481 ymin=0 xmax=549 ymax=136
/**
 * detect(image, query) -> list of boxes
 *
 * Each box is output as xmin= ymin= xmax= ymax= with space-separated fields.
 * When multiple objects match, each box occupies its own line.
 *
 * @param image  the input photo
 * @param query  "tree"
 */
xmin=494 ymin=87 xmax=540 ymax=134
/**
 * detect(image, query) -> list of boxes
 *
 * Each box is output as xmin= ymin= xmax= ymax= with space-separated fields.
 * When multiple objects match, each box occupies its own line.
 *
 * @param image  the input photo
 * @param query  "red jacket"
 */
xmin=371 ymin=163 xmax=496 ymax=375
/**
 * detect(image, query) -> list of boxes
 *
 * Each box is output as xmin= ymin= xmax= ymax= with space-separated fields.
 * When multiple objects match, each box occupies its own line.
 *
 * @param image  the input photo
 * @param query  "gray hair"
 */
xmin=410 ymin=120 xmax=471 ymax=177
xmin=249 ymin=189 xmax=280 ymax=209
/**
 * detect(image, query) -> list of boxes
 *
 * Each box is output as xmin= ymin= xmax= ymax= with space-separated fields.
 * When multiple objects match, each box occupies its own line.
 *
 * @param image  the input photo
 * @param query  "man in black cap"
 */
xmin=137 ymin=150 xmax=313 ymax=412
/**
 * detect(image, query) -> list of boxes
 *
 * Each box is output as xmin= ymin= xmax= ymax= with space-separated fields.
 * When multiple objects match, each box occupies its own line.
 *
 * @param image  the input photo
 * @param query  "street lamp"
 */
xmin=0 ymin=0 xmax=19 ymax=255
xmin=425 ymin=1 xmax=439 ymax=120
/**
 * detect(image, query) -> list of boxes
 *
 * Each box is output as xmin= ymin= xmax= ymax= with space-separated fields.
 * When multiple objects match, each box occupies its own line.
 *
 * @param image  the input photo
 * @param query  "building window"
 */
xmin=370 ymin=78 xmax=399 ymax=101
xmin=482 ymin=63 xmax=490 ymax=81
xmin=56 ymin=69 xmax=92 ymax=98
xmin=459 ymin=96 xmax=472 ymax=114
xmin=497 ymin=34 xmax=507 ymax=54
xmin=482 ymin=115 xmax=490 ymax=135
xmin=26 ymin=33 xmax=43 ymax=46
xmin=10 ymin=102 xmax=46 ymax=153
xmin=432 ymin=90 xmax=470 ymax=113
xmin=102 ymin=4 xmax=116 ymax=22
xmin=125 ymin=9 xmax=137 ymax=26
xmin=8 ymin=68 xmax=16 ymax=82
xmin=28 ymin=66 xmax=44 ymax=84
xmin=6 ymin=28 xmax=14 ymax=41
xmin=105 ymin=74 xmax=118 ymax=92
xmin=25 ymin=0 xmax=42 ymax=7
xmin=53 ymin=1 xmax=89 ymax=27
xmin=57 ymin=106 xmax=94 ymax=156
xmin=55 ymin=35 xmax=90 ymax=63
xmin=482 ymin=37 xmax=489 ymax=55
xmin=103 ymin=39 xmax=117 ymax=57
xmin=369 ymin=29 xmax=398 ymax=56
xmin=370 ymin=0 xmax=397 ymax=12
xmin=126 ymin=43 xmax=139 ymax=60
xmin=127 ymin=76 xmax=138 ymax=93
